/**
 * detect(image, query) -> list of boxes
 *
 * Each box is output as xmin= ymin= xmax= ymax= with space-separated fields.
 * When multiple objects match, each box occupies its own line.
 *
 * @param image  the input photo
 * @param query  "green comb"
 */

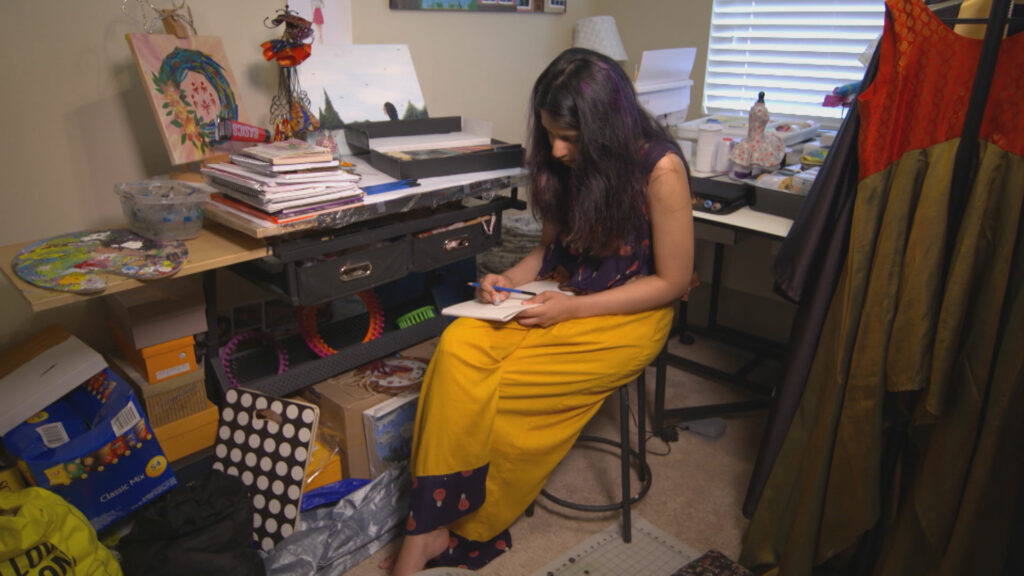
xmin=396 ymin=306 xmax=437 ymax=329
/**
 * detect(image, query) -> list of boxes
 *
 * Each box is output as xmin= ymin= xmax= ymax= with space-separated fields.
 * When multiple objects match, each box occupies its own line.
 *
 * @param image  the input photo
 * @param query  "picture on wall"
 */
xmin=126 ymin=34 xmax=250 ymax=166
xmin=390 ymin=0 xmax=565 ymax=13
xmin=298 ymin=44 xmax=428 ymax=156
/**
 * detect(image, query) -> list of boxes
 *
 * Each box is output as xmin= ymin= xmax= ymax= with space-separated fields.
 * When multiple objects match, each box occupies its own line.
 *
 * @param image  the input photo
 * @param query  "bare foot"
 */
xmin=387 ymin=527 xmax=450 ymax=576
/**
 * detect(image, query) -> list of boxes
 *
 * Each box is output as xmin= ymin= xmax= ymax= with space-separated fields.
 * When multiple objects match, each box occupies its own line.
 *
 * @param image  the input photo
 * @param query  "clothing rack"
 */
xmin=859 ymin=3 xmax=1018 ymax=572
xmin=944 ymin=0 xmax=1015 ymax=267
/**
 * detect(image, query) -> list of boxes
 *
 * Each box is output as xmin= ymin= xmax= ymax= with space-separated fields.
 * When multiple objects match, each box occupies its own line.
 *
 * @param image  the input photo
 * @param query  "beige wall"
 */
xmin=0 ymin=1 xmax=713 ymax=351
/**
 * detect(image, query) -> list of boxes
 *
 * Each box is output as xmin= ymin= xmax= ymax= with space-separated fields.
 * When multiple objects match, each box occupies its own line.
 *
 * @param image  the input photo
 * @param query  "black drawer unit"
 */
xmin=210 ymin=193 xmax=525 ymax=400
xmin=237 ymin=236 xmax=412 ymax=307
xmin=411 ymin=214 xmax=502 ymax=272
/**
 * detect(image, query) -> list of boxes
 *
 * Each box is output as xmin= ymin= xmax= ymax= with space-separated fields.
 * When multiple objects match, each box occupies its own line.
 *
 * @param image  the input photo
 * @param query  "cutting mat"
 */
xmin=531 ymin=516 xmax=698 ymax=576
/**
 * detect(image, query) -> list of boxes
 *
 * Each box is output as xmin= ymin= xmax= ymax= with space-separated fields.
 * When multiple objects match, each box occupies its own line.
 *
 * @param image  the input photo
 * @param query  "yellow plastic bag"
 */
xmin=0 ymin=487 xmax=121 ymax=576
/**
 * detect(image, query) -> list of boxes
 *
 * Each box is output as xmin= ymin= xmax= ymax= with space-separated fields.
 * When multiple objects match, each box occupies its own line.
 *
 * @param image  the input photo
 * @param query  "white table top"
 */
xmin=693 ymin=205 xmax=793 ymax=240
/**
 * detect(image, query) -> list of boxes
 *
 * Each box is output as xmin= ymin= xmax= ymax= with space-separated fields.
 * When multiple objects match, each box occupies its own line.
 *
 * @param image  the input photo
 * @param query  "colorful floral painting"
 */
xmin=127 ymin=34 xmax=249 ymax=165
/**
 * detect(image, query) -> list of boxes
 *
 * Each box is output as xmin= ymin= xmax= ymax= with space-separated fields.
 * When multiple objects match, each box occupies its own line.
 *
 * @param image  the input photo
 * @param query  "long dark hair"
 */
xmin=527 ymin=47 xmax=681 ymax=255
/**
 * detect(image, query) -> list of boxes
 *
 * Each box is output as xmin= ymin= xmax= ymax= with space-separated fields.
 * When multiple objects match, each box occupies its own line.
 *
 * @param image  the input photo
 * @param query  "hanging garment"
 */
xmin=740 ymin=0 xmax=1024 ymax=574
xmin=741 ymin=48 xmax=878 ymax=518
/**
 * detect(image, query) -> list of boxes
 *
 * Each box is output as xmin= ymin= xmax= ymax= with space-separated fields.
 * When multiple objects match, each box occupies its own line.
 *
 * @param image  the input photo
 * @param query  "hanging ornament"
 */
xmin=261 ymin=5 xmax=320 ymax=141
xmin=729 ymin=91 xmax=786 ymax=177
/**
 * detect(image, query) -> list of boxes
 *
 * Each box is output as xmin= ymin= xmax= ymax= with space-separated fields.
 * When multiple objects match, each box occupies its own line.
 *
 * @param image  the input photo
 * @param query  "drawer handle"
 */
xmin=338 ymin=262 xmax=372 ymax=281
xmin=444 ymin=235 xmax=471 ymax=252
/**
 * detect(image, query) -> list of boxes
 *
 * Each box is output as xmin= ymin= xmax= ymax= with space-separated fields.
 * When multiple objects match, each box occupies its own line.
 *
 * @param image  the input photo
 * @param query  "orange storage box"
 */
xmin=153 ymin=401 xmax=218 ymax=462
xmin=112 ymin=325 xmax=196 ymax=384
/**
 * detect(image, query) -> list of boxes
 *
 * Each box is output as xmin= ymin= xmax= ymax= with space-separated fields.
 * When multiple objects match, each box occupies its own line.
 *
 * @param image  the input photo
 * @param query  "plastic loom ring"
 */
xmin=395 ymin=306 xmax=437 ymax=329
xmin=219 ymin=331 xmax=289 ymax=388
xmin=297 ymin=290 xmax=385 ymax=358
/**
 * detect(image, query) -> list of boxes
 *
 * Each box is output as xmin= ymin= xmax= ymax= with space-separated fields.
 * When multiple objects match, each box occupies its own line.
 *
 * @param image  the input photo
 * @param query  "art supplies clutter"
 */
xmin=751 ymin=166 xmax=820 ymax=219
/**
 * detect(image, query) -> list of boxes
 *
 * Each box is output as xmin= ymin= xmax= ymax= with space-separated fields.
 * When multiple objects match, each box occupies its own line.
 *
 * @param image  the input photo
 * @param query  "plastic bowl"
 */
xmin=115 ymin=181 xmax=209 ymax=241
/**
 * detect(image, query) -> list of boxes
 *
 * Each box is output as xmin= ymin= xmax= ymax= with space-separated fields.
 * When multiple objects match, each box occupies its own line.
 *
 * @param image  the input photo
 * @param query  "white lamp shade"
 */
xmin=573 ymin=15 xmax=628 ymax=61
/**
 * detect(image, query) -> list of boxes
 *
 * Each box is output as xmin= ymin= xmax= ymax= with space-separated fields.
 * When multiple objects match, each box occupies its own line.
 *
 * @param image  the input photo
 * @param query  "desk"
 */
xmin=652 ymin=196 xmax=794 ymax=440
xmin=1 ymin=166 xmax=524 ymax=402
xmin=0 ymin=223 xmax=268 ymax=313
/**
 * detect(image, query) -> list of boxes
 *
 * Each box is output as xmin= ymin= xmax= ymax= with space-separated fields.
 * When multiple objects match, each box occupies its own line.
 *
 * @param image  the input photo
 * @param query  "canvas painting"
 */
xmin=127 ymin=34 xmax=250 ymax=165
xmin=298 ymin=44 xmax=428 ymax=156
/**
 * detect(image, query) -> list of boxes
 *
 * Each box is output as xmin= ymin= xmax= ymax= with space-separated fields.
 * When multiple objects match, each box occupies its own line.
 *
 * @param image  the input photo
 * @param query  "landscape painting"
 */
xmin=298 ymin=44 xmax=429 ymax=156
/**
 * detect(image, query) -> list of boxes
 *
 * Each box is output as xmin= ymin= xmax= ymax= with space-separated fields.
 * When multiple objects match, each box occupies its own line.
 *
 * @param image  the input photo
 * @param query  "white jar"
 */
xmin=695 ymin=123 xmax=723 ymax=173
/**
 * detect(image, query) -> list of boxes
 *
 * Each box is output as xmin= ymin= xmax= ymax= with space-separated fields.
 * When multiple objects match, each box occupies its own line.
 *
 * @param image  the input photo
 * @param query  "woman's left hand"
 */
xmin=514 ymin=291 xmax=578 ymax=327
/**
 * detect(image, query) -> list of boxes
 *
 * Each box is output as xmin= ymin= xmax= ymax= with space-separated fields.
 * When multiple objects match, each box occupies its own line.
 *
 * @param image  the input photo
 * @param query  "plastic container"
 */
xmin=115 ymin=180 xmax=209 ymax=241
xmin=792 ymin=167 xmax=820 ymax=195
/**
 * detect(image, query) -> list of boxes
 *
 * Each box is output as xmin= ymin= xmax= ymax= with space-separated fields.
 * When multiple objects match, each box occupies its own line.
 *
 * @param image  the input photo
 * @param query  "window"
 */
xmin=704 ymin=0 xmax=885 ymax=127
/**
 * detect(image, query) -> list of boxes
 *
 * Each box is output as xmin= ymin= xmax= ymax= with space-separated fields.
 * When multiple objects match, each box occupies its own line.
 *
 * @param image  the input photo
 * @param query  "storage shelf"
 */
xmin=211 ymin=313 xmax=449 ymax=399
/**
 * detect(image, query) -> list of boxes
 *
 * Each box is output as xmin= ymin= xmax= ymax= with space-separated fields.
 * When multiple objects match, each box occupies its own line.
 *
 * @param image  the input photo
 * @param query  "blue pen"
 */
xmin=467 ymin=282 xmax=537 ymax=296
xmin=362 ymin=179 xmax=420 ymax=195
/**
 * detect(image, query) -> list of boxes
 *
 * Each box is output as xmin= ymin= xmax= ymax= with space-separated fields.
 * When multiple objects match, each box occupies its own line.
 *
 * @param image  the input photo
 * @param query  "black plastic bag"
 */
xmin=119 ymin=469 xmax=265 ymax=576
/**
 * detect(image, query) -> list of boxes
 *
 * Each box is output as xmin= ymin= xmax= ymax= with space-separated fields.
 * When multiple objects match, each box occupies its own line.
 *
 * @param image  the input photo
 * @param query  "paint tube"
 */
xmin=215 ymin=118 xmax=272 ymax=143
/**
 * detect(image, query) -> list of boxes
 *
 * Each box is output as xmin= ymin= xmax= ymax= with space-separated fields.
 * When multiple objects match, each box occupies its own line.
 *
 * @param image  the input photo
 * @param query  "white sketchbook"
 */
xmin=440 ymin=280 xmax=571 ymax=322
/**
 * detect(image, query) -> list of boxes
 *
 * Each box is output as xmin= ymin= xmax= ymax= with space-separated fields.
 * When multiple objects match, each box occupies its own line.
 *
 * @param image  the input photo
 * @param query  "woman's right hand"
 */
xmin=476 ymin=273 xmax=512 ymax=305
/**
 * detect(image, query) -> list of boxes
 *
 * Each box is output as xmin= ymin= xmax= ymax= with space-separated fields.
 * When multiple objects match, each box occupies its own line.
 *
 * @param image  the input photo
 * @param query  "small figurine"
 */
xmin=729 ymin=91 xmax=786 ymax=178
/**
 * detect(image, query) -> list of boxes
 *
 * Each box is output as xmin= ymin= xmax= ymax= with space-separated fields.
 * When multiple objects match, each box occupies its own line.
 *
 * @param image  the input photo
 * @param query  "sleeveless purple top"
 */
xmin=537 ymin=141 xmax=677 ymax=294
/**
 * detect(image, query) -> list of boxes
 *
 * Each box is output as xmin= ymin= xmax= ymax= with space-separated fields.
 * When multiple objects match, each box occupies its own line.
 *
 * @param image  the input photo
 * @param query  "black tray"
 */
xmin=345 ymin=117 xmax=523 ymax=179
xmin=691 ymin=176 xmax=752 ymax=215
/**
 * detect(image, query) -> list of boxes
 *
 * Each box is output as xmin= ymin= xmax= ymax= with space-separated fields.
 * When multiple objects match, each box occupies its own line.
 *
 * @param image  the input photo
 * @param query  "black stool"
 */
xmin=526 ymin=371 xmax=652 ymax=543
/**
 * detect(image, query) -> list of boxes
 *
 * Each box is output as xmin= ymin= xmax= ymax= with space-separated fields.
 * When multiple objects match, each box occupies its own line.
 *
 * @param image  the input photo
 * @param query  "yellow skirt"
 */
xmin=410 ymin=305 xmax=673 ymax=542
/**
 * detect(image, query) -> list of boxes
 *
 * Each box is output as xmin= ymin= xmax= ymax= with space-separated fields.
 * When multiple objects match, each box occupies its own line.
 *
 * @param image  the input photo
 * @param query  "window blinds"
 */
xmin=704 ymin=0 xmax=885 ymax=124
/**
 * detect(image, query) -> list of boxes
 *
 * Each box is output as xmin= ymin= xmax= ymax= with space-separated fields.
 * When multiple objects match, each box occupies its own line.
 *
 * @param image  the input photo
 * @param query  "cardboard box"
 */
xmin=301 ymin=377 xmax=392 ymax=481
xmin=0 ymin=326 xmax=108 ymax=436
xmin=112 ymin=326 xmax=197 ymax=384
xmin=153 ymin=401 xmax=218 ymax=463
xmin=108 ymin=354 xmax=207 ymax=427
xmin=2 ymin=366 xmax=177 ymax=532
xmin=302 ymin=349 xmax=431 ymax=480
xmin=105 ymin=276 xmax=207 ymax=350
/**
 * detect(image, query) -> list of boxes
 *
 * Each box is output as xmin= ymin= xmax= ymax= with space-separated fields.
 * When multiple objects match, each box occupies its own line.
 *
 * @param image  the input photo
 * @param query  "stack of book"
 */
xmin=200 ymin=139 xmax=363 ymax=226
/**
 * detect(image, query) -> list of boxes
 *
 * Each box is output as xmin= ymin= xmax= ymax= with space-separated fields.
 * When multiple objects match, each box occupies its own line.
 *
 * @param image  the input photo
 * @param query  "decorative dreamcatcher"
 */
xmin=262 ymin=5 xmax=320 ymax=141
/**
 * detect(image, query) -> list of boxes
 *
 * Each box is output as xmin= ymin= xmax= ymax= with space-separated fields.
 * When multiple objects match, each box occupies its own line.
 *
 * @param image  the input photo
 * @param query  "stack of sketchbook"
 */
xmin=201 ymin=139 xmax=363 ymax=232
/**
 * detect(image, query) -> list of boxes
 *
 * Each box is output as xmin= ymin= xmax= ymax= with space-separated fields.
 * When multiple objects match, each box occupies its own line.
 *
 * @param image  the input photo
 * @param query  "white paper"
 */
xmin=441 ymin=280 xmax=571 ymax=322
xmin=635 ymin=47 xmax=696 ymax=90
xmin=635 ymin=47 xmax=697 ymax=118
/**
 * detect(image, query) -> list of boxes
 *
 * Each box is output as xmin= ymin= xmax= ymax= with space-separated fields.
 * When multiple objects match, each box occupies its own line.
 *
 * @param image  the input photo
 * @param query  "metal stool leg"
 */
xmin=619 ymin=380 xmax=632 ymax=542
xmin=536 ymin=376 xmax=652 ymax=543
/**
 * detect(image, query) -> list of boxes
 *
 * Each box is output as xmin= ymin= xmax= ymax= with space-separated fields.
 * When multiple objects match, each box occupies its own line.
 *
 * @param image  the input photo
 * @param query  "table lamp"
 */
xmin=573 ymin=15 xmax=628 ymax=61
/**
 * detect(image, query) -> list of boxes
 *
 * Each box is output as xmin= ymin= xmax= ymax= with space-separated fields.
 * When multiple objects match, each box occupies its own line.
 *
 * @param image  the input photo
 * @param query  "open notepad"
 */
xmin=441 ymin=280 xmax=572 ymax=322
